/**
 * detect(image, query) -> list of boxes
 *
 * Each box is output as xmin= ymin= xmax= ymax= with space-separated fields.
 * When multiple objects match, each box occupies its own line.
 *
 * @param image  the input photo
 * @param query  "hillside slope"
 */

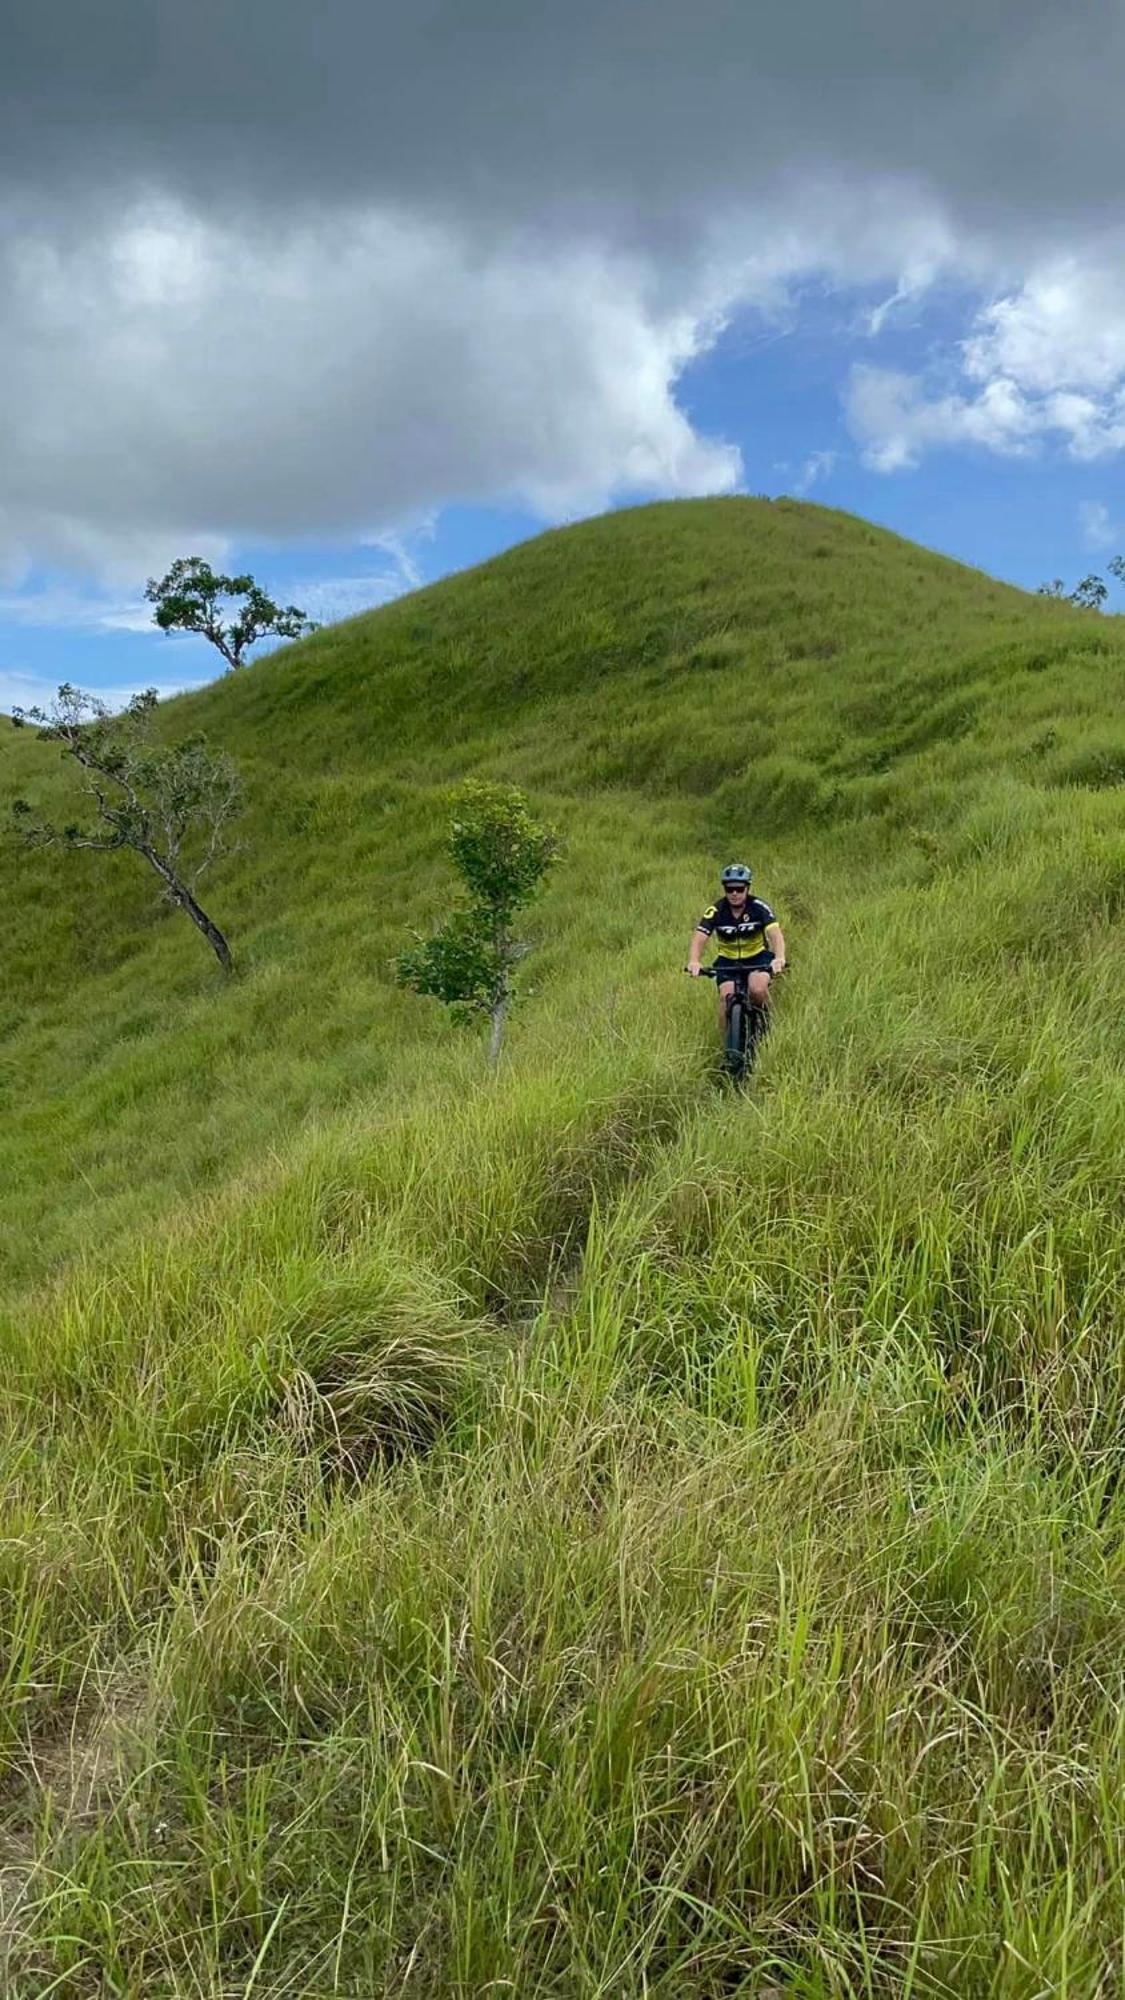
xmin=3 ymin=498 xmax=1125 ymax=1994
xmin=5 ymin=496 xmax=1123 ymax=1289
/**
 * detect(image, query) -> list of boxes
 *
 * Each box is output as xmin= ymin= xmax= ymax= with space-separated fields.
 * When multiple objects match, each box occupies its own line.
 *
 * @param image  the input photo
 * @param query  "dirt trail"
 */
xmin=0 ymin=1667 xmax=152 ymax=1988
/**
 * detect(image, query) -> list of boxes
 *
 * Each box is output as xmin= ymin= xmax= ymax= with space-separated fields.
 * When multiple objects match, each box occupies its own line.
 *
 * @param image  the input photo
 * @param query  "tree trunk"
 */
xmin=486 ymin=938 xmax=515 ymax=1067
xmin=141 ymin=845 xmax=234 ymax=972
xmin=488 ymin=996 xmax=507 ymax=1067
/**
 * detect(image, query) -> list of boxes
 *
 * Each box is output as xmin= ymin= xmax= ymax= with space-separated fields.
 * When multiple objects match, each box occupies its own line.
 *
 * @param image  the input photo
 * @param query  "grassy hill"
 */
xmin=3 ymin=497 xmax=1125 ymax=1994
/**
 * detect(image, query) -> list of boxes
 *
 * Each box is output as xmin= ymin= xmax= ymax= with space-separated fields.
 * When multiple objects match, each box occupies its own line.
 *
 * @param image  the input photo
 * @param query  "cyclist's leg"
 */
xmin=746 ymin=968 xmax=772 ymax=1045
xmin=717 ymin=978 xmax=735 ymax=1034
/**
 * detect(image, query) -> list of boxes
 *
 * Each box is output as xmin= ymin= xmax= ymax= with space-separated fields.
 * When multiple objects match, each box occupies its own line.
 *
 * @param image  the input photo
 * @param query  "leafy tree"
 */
xmin=10 ymin=685 xmax=242 ymax=973
xmin=395 ymin=781 xmax=560 ymax=1064
xmin=145 ymin=557 xmax=315 ymax=672
xmin=1038 ymin=567 xmax=1120 ymax=609
xmin=1069 ymin=573 xmax=1109 ymax=611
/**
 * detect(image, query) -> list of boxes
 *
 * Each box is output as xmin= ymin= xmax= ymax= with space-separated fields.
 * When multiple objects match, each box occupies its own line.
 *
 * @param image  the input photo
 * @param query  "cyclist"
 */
xmin=686 ymin=863 xmax=786 ymax=1035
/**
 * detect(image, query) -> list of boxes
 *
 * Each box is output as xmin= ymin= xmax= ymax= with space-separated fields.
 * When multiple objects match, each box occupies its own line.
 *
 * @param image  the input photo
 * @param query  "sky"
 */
xmin=4 ymin=0 xmax=1125 ymax=711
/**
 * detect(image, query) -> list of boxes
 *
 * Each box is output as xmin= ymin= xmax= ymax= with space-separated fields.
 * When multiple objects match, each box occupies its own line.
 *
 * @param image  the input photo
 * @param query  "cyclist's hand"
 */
xmin=772 ymin=959 xmax=787 ymax=976
xmin=685 ymin=963 xmax=702 ymax=977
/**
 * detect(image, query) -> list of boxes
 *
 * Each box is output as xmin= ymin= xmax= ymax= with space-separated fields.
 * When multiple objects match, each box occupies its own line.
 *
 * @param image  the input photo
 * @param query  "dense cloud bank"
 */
xmin=5 ymin=0 xmax=1125 ymax=574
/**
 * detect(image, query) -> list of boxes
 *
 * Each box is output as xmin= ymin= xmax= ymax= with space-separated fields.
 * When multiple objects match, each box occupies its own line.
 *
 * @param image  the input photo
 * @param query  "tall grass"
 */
xmin=2 ymin=499 xmax=1125 ymax=1992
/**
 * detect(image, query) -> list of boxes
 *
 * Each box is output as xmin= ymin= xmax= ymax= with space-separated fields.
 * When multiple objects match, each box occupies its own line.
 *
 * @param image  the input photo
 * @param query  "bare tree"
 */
xmin=10 ymin=685 xmax=242 ymax=973
xmin=145 ymin=557 xmax=315 ymax=672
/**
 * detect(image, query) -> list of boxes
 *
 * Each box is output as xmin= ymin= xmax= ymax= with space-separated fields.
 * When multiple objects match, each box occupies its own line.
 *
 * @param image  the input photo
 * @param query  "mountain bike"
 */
xmin=694 ymin=964 xmax=774 ymax=1084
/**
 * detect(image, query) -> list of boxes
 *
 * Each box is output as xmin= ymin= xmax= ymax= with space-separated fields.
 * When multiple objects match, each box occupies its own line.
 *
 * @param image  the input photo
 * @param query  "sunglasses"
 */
xmin=724 ymin=883 xmax=749 ymax=893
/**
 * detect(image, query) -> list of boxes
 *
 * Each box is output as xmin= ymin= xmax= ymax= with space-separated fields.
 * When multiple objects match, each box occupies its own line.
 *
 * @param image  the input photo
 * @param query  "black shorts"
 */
xmin=713 ymin=954 xmax=774 ymax=982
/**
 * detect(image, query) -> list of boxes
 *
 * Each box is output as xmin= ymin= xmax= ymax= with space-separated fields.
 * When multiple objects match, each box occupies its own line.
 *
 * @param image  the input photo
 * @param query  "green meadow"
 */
xmin=2 ymin=495 xmax=1125 ymax=1995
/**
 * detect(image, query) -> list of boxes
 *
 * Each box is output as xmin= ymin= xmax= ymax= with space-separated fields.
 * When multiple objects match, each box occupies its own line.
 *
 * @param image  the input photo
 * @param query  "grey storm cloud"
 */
xmin=7 ymin=0 xmax=1125 ymax=230
xmin=4 ymin=0 xmax=1125 ymax=578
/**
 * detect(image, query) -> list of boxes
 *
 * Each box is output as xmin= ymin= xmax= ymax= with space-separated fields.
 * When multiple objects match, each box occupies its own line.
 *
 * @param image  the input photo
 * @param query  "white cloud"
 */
xmin=1080 ymin=501 xmax=1123 ymax=551
xmin=0 ymin=586 xmax=150 ymax=632
xmin=793 ymin=449 xmax=837 ymax=493
xmin=963 ymin=259 xmax=1125 ymax=396
xmin=288 ymin=572 xmax=414 ymax=626
xmin=0 ymin=199 xmax=743 ymax=583
xmin=845 ymin=366 xmax=1038 ymax=471
xmin=365 ymin=527 xmax=432 ymax=590
xmin=847 ymin=245 xmax=1125 ymax=470
xmin=1041 ymin=388 xmax=1125 ymax=461
xmin=281 ymin=526 xmax=432 ymax=625
xmin=0 ymin=526 xmax=429 ymax=637
xmin=0 ymin=666 xmax=212 ymax=718
xmin=0 ymin=176 xmax=994 ymax=584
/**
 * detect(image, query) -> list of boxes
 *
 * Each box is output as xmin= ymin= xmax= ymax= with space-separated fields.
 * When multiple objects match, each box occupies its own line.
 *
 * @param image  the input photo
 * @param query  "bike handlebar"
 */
xmin=685 ymin=964 xmax=787 ymax=979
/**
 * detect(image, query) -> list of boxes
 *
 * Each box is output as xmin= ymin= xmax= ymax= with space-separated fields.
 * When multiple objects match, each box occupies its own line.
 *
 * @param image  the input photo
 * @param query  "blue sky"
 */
xmin=685 ymin=282 xmax=1125 ymax=590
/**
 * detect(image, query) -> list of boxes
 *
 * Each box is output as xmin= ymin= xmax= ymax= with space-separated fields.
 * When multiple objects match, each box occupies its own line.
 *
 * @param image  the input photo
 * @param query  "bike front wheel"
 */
xmin=724 ymin=996 xmax=749 ymax=1081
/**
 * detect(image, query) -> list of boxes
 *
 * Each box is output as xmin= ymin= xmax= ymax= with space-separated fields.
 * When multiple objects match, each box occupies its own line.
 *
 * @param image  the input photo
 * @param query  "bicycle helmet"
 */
xmin=721 ymin=862 xmax=752 ymax=888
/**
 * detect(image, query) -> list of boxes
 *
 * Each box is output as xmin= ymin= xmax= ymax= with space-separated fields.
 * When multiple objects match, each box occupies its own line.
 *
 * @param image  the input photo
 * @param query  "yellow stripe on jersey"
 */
xmin=717 ymin=929 xmax=769 ymax=960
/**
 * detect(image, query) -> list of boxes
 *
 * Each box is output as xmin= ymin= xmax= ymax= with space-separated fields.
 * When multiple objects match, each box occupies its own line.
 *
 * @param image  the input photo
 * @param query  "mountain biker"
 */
xmin=686 ymin=863 xmax=786 ymax=1033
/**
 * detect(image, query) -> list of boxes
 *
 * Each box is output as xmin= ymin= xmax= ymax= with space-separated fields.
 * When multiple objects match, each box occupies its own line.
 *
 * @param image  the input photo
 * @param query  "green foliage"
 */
xmin=145 ymin=555 xmax=315 ymax=670
xmin=395 ymin=906 xmax=504 ymax=1025
xmin=11 ymin=684 xmax=239 ymax=858
xmin=9 ymin=682 xmax=242 ymax=970
xmin=1071 ymin=571 xmax=1109 ymax=610
xmin=395 ymin=780 xmax=559 ymax=1050
xmin=448 ymin=777 xmax=560 ymax=922
xmin=1040 ymin=558 xmax=1125 ymax=610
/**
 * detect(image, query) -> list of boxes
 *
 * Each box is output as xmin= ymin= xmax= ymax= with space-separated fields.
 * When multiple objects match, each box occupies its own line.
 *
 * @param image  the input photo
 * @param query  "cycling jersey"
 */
xmin=696 ymin=895 xmax=777 ymax=962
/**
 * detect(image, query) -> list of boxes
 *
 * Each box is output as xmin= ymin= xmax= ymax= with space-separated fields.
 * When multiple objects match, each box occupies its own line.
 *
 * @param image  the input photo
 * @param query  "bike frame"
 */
xmin=696 ymin=964 xmax=771 ymax=1081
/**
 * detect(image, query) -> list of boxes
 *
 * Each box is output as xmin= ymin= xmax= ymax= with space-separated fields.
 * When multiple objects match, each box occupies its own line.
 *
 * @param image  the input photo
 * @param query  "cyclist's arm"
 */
xmin=766 ymin=921 xmax=786 ymax=971
xmin=687 ymin=909 xmax=716 ymax=973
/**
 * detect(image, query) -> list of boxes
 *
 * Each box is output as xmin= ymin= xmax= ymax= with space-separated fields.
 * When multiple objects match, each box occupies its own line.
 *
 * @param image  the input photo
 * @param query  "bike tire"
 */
xmin=724 ymin=997 xmax=749 ymax=1081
